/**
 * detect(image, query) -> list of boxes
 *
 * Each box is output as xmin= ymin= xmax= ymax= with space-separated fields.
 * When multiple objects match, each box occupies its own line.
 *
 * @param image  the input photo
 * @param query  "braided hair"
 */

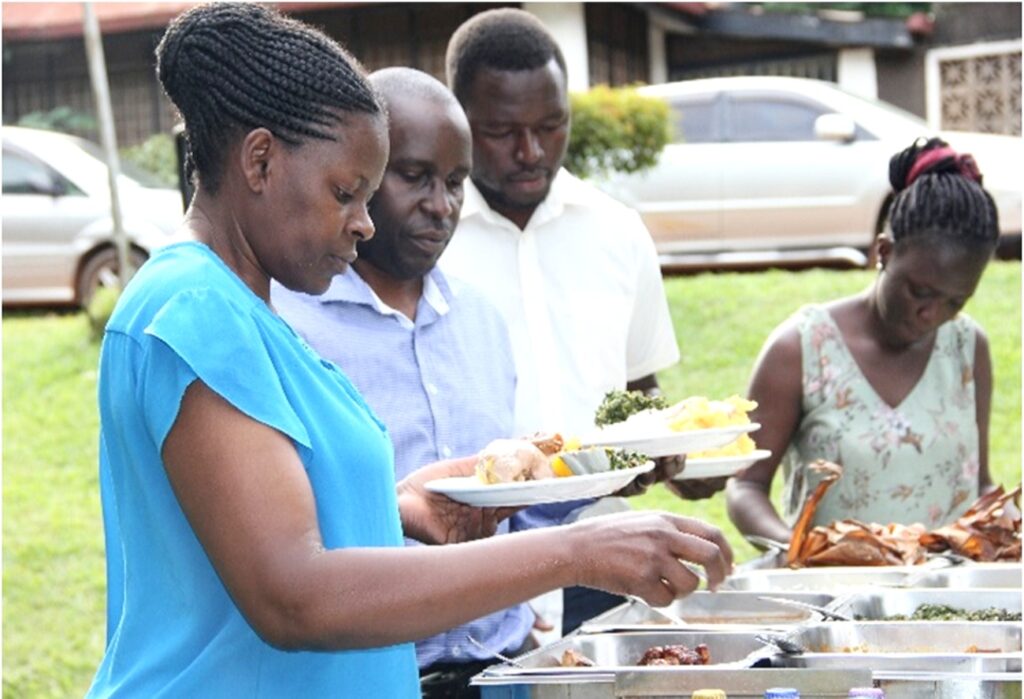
xmin=156 ymin=3 xmax=382 ymax=192
xmin=445 ymin=8 xmax=567 ymax=103
xmin=886 ymin=137 xmax=999 ymax=252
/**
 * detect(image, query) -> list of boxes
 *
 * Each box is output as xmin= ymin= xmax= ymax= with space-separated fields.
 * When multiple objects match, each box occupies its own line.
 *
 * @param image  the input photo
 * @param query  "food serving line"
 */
xmin=471 ymin=560 xmax=1023 ymax=698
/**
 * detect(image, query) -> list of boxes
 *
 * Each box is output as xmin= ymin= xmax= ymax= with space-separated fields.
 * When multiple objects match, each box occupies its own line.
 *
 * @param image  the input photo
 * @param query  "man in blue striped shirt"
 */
xmin=272 ymin=67 xmax=559 ymax=698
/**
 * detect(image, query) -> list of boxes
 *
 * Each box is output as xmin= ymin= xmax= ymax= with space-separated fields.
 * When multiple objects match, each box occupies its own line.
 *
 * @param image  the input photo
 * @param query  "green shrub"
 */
xmin=566 ymin=84 xmax=672 ymax=179
xmin=16 ymin=106 xmax=97 ymax=134
xmin=119 ymin=133 xmax=178 ymax=188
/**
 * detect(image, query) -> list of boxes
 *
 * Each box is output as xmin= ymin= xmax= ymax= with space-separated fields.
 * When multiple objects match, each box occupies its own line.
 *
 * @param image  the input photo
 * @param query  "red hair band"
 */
xmin=906 ymin=145 xmax=982 ymax=187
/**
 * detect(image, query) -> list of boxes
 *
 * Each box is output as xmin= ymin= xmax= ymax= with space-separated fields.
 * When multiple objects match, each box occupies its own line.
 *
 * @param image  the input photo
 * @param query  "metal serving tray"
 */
xmin=769 ymin=621 xmax=1022 ymax=673
xmin=720 ymin=566 xmax=918 ymax=591
xmin=829 ymin=588 xmax=1022 ymax=620
xmin=790 ymin=621 xmax=1021 ymax=653
xmin=906 ymin=562 xmax=1022 ymax=589
xmin=499 ymin=629 xmax=768 ymax=672
xmin=579 ymin=591 xmax=837 ymax=632
xmin=475 ymin=667 xmax=874 ymax=698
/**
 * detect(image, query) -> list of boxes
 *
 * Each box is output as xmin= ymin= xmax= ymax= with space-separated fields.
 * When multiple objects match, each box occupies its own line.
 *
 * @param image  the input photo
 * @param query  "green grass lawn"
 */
xmin=3 ymin=263 xmax=1020 ymax=697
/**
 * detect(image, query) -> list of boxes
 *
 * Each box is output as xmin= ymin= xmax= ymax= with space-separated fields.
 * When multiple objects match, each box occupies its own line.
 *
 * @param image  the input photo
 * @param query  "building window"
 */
xmin=926 ymin=40 xmax=1022 ymax=136
xmin=585 ymin=3 xmax=649 ymax=86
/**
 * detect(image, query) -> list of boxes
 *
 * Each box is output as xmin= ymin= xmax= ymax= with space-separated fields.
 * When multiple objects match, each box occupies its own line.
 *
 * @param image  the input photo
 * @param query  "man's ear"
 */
xmin=239 ymin=128 xmax=275 ymax=193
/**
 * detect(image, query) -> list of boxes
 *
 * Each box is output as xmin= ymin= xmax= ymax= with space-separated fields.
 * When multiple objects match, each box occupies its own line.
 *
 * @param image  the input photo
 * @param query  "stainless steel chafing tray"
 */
xmin=475 ymin=667 xmax=873 ymax=698
xmin=791 ymin=620 xmax=1021 ymax=653
xmin=769 ymin=621 xmax=1022 ymax=673
xmin=721 ymin=566 xmax=919 ymax=591
xmin=905 ymin=562 xmax=1022 ymax=589
xmin=829 ymin=588 xmax=1022 ymax=620
xmin=493 ymin=629 xmax=768 ymax=673
xmin=579 ymin=591 xmax=837 ymax=632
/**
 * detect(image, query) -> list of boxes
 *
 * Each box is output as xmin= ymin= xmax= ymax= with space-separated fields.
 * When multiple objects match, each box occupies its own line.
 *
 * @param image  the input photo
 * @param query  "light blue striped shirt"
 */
xmin=272 ymin=266 xmax=537 ymax=668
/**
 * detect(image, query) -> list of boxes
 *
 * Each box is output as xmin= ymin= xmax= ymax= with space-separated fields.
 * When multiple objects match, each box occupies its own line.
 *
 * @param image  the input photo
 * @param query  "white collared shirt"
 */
xmin=440 ymin=168 xmax=680 ymax=437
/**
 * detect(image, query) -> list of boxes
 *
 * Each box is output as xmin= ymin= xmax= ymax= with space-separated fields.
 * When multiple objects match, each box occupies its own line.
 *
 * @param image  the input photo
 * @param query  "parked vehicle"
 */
xmin=593 ymin=76 xmax=1022 ymax=269
xmin=2 ymin=126 xmax=185 ymax=307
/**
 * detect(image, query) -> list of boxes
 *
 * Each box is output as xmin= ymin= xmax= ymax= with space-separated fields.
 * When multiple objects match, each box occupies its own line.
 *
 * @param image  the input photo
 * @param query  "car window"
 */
xmin=3 ymin=148 xmax=85 ymax=196
xmin=728 ymin=96 xmax=826 ymax=142
xmin=668 ymin=97 xmax=719 ymax=144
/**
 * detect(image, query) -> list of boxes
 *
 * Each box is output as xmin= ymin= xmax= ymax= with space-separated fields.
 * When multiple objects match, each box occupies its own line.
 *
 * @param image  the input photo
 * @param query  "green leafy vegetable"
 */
xmin=878 ymin=604 xmax=1021 ymax=622
xmin=594 ymin=389 xmax=667 ymax=427
xmin=607 ymin=449 xmax=650 ymax=471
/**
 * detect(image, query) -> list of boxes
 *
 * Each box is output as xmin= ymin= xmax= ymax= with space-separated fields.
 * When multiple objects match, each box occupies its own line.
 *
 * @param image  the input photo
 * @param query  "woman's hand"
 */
xmin=397 ymin=457 xmax=520 ymax=545
xmin=566 ymin=510 xmax=734 ymax=606
xmin=614 ymin=455 xmax=686 ymax=498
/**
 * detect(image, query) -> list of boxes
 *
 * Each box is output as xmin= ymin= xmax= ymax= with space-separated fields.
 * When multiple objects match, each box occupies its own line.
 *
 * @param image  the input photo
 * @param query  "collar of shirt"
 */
xmin=461 ymin=168 xmax=594 ymax=233
xmin=318 ymin=266 xmax=451 ymax=330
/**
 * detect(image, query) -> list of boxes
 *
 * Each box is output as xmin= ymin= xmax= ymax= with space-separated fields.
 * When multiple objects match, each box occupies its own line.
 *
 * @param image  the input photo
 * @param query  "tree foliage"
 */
xmin=119 ymin=133 xmax=178 ymax=187
xmin=16 ymin=106 xmax=97 ymax=133
xmin=566 ymin=84 xmax=672 ymax=180
xmin=760 ymin=3 xmax=931 ymax=18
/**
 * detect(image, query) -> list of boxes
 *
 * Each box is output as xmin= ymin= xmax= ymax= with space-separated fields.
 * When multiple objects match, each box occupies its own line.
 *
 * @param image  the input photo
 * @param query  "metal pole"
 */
xmin=82 ymin=2 xmax=130 ymax=290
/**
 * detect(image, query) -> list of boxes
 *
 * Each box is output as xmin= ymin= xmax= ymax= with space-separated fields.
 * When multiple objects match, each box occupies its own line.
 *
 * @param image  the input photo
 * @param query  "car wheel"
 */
xmin=76 ymin=246 xmax=147 ymax=307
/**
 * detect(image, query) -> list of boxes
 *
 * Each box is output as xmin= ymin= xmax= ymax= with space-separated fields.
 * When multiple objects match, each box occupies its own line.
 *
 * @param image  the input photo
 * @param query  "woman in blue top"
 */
xmin=89 ymin=5 xmax=732 ymax=697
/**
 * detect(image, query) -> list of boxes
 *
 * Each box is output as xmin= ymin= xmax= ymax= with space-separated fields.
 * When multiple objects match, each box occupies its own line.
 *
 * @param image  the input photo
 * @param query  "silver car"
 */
xmin=2 ymin=126 xmax=185 ymax=307
xmin=594 ymin=76 xmax=1022 ymax=269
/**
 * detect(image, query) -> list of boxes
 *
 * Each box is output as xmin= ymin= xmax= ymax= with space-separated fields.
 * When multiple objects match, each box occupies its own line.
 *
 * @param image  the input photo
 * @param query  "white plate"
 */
xmin=424 ymin=461 xmax=655 ymax=507
xmin=674 ymin=449 xmax=772 ymax=481
xmin=579 ymin=423 xmax=760 ymax=458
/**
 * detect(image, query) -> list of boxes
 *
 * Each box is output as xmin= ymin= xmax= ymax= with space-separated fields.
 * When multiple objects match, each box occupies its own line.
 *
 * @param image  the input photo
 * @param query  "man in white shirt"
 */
xmin=440 ymin=8 xmax=725 ymax=635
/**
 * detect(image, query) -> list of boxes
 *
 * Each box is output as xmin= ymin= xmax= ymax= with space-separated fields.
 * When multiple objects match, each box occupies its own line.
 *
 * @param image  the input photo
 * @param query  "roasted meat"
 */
xmin=559 ymin=649 xmax=595 ymax=667
xmin=475 ymin=439 xmax=555 ymax=484
xmin=637 ymin=643 xmax=711 ymax=666
xmin=528 ymin=432 xmax=565 ymax=457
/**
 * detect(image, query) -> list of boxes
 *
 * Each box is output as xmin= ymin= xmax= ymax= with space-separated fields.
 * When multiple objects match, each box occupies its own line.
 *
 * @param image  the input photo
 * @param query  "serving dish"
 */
xmin=579 ymin=591 xmax=837 ymax=632
xmin=674 ymin=449 xmax=772 ymax=480
xmin=579 ymin=423 xmax=759 ymax=458
xmin=425 ymin=460 xmax=654 ymax=507
xmin=828 ymin=588 xmax=1021 ymax=621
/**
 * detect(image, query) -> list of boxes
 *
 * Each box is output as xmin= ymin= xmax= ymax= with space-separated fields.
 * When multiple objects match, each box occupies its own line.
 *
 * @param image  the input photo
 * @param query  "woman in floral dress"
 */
xmin=727 ymin=137 xmax=1001 ymax=545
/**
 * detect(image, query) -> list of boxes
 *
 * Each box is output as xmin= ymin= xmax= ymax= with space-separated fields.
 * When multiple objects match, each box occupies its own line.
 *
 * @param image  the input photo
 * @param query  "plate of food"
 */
xmin=425 ymin=434 xmax=654 ymax=507
xmin=581 ymin=392 xmax=761 ymax=459
xmin=676 ymin=449 xmax=773 ymax=481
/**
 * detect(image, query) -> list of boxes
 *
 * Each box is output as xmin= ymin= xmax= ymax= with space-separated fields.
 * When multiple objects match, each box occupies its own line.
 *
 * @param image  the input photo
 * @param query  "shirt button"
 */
xmin=426 ymin=383 xmax=438 ymax=395
xmin=451 ymin=647 xmax=462 ymax=657
xmin=442 ymin=446 xmax=452 ymax=457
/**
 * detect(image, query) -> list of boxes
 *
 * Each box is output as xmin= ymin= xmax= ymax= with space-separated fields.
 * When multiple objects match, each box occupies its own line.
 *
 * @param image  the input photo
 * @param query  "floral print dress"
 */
xmin=781 ymin=304 xmax=980 ymax=529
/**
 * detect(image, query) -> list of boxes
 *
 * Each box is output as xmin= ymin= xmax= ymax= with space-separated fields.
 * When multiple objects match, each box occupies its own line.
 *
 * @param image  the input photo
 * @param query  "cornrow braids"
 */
xmin=886 ymin=137 xmax=999 ymax=251
xmin=445 ymin=8 xmax=567 ymax=104
xmin=156 ymin=2 xmax=382 ymax=192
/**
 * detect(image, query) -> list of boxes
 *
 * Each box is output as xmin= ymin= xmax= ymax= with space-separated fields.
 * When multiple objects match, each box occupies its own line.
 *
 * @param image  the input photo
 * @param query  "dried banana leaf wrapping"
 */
xmin=786 ymin=461 xmax=1021 ymax=568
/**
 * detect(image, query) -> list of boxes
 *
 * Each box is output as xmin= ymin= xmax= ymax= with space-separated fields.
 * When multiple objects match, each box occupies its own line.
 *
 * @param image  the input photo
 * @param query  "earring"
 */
xmin=876 ymin=260 xmax=884 ymax=271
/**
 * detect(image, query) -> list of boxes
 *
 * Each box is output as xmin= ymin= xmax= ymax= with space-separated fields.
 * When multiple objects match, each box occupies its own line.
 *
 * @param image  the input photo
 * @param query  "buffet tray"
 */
xmin=828 ymin=588 xmax=1021 ymax=620
xmin=769 ymin=621 xmax=1022 ymax=672
xmin=790 ymin=620 xmax=1021 ymax=653
xmin=488 ymin=629 xmax=768 ymax=674
xmin=579 ymin=591 xmax=837 ymax=632
xmin=904 ymin=562 xmax=1022 ymax=589
xmin=721 ymin=561 xmax=1022 ymax=592
xmin=721 ymin=565 xmax=920 ymax=591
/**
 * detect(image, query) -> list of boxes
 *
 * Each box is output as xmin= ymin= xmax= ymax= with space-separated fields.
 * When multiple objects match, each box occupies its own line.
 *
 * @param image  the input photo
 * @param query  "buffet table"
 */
xmin=472 ymin=561 xmax=1022 ymax=698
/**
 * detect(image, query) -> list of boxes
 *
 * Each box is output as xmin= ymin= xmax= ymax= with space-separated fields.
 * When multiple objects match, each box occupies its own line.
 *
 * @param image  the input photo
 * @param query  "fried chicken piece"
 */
xmin=528 ymin=432 xmax=564 ymax=457
xmin=475 ymin=439 xmax=555 ymax=484
xmin=559 ymin=649 xmax=595 ymax=667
